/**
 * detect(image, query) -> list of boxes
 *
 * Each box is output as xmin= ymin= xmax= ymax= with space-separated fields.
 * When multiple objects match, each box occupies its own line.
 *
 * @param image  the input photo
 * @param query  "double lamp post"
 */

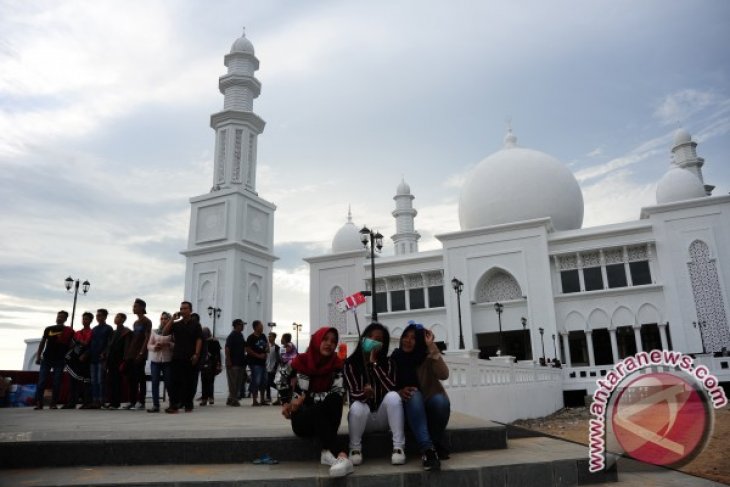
xmin=359 ymin=226 xmax=383 ymax=322
xmin=64 ymin=276 xmax=90 ymax=328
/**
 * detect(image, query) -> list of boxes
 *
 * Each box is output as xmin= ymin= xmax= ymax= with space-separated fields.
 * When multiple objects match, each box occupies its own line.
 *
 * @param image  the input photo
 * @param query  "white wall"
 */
xmin=443 ymin=353 xmax=563 ymax=423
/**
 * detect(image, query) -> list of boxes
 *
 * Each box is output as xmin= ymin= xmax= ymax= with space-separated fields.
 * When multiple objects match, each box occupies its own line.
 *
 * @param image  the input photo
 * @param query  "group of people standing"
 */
xmin=278 ymin=321 xmax=450 ymax=477
xmin=33 ymin=300 xmax=243 ymax=413
xmin=223 ymin=318 xmax=297 ymax=407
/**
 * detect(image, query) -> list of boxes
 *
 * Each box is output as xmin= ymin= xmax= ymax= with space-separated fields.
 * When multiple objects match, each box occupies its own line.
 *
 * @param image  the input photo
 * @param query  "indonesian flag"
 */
xmin=336 ymin=292 xmax=367 ymax=312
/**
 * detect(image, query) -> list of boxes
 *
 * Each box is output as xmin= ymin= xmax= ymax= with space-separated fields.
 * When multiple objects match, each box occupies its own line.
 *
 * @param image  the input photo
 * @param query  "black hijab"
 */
xmin=391 ymin=322 xmax=428 ymax=389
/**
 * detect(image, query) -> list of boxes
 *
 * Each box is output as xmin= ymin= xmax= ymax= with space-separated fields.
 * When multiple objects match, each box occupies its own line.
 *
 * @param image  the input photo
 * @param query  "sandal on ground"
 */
xmin=253 ymin=454 xmax=279 ymax=465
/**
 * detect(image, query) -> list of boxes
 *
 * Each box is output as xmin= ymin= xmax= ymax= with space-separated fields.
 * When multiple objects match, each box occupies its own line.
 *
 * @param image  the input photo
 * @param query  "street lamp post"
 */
xmin=521 ymin=317 xmax=529 ymax=360
xmin=493 ymin=302 xmax=504 ymax=356
xmin=207 ymin=306 xmax=221 ymax=336
xmin=538 ymin=327 xmax=546 ymax=365
xmin=267 ymin=322 xmax=277 ymax=333
xmin=293 ymin=322 xmax=303 ymax=349
xmin=693 ymin=321 xmax=707 ymax=354
xmin=359 ymin=226 xmax=383 ymax=322
xmin=451 ymin=278 xmax=465 ymax=349
xmin=64 ymin=276 xmax=90 ymax=329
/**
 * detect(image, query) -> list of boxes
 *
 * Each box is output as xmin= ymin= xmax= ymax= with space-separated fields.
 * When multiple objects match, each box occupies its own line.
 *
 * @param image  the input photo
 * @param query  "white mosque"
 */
xmin=306 ymin=120 xmax=730 ymax=399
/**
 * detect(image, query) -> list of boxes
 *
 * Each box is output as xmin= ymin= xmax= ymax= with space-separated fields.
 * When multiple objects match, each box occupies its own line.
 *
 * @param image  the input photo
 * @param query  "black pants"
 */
xmin=126 ymin=359 xmax=146 ymax=405
xmin=266 ymin=371 xmax=277 ymax=400
xmin=68 ymin=377 xmax=90 ymax=405
xmin=107 ymin=363 xmax=123 ymax=407
xmin=291 ymin=393 xmax=344 ymax=454
xmin=170 ymin=359 xmax=197 ymax=409
xmin=201 ymin=370 xmax=215 ymax=400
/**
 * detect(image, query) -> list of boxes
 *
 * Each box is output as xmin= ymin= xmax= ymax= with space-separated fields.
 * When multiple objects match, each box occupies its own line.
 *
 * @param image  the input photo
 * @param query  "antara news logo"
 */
xmin=588 ymin=350 xmax=727 ymax=472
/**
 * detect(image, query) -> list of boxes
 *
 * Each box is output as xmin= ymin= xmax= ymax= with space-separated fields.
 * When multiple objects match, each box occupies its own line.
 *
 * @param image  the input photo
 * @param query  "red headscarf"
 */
xmin=291 ymin=326 xmax=344 ymax=393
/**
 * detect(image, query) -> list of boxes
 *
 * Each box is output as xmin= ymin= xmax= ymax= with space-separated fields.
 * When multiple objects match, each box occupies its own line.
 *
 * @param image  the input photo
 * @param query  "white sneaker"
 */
xmin=135 ymin=402 xmax=145 ymax=410
xmin=320 ymin=449 xmax=337 ymax=466
xmin=349 ymin=449 xmax=363 ymax=466
xmin=329 ymin=457 xmax=354 ymax=477
xmin=391 ymin=447 xmax=406 ymax=465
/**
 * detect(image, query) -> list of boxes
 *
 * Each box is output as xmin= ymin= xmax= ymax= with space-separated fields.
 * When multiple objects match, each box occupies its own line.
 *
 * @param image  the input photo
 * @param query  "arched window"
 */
xmin=688 ymin=240 xmax=730 ymax=352
xmin=327 ymin=286 xmax=347 ymax=335
xmin=475 ymin=269 xmax=522 ymax=303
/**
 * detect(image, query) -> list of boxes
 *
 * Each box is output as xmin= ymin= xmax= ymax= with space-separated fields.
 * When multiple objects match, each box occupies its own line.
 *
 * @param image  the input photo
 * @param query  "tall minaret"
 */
xmin=182 ymin=29 xmax=277 ymax=338
xmin=671 ymin=128 xmax=714 ymax=195
xmin=391 ymin=178 xmax=420 ymax=255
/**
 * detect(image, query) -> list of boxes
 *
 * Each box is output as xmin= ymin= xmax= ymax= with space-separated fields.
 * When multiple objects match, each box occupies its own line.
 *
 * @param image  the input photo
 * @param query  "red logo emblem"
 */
xmin=611 ymin=372 xmax=711 ymax=466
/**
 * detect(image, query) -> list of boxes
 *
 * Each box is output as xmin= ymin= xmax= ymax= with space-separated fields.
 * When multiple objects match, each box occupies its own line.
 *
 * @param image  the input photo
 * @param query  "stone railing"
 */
xmin=442 ymin=352 xmax=563 ymax=423
xmin=562 ymin=353 xmax=730 ymax=395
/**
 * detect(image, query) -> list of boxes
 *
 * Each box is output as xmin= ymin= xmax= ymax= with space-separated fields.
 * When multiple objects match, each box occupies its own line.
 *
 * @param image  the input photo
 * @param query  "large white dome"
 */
xmin=459 ymin=132 xmax=584 ymax=231
xmin=656 ymin=167 xmax=706 ymax=204
xmin=331 ymin=210 xmax=363 ymax=253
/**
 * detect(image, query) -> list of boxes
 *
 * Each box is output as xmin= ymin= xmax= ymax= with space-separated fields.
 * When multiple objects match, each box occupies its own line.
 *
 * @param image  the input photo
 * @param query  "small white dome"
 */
xmin=459 ymin=134 xmax=584 ymax=231
xmin=332 ymin=210 xmax=363 ymax=253
xmin=656 ymin=167 xmax=706 ymax=204
xmin=396 ymin=178 xmax=411 ymax=195
xmin=673 ymin=128 xmax=692 ymax=146
xmin=231 ymin=29 xmax=254 ymax=55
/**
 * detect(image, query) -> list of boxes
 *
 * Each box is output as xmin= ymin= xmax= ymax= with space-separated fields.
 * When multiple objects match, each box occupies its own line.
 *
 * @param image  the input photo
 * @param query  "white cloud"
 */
xmin=587 ymin=147 xmax=603 ymax=157
xmin=654 ymin=89 xmax=719 ymax=126
xmin=582 ymin=169 xmax=656 ymax=227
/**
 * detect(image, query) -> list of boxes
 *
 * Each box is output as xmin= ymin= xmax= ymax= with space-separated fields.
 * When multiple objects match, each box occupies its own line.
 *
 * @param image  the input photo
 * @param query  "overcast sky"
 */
xmin=1 ymin=0 xmax=729 ymax=369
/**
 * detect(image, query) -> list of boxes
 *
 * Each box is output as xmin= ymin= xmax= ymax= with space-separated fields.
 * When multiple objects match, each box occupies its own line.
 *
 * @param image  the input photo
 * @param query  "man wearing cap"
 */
xmin=225 ymin=319 xmax=246 ymax=406
xmin=123 ymin=298 xmax=152 ymax=410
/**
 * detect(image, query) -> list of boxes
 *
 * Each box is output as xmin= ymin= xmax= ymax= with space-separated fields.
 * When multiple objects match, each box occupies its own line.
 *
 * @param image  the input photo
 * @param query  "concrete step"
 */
xmin=0 ymin=406 xmax=506 ymax=468
xmin=0 ymin=437 xmax=618 ymax=487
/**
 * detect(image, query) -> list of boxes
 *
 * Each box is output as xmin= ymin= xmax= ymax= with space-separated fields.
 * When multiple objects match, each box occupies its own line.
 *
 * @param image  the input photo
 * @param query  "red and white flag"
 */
xmin=336 ymin=292 xmax=367 ymax=312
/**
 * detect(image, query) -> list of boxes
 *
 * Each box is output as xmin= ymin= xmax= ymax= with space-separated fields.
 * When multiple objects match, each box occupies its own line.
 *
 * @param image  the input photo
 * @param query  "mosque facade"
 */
xmin=306 ymin=126 xmax=730 ymax=395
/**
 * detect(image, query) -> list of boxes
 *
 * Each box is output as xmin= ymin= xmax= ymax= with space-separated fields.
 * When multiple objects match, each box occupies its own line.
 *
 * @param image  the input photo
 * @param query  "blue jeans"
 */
xmin=35 ymin=359 xmax=65 ymax=405
xmin=250 ymin=365 xmax=266 ymax=395
xmin=90 ymin=362 xmax=106 ymax=403
xmin=403 ymin=391 xmax=451 ymax=452
xmin=150 ymin=361 xmax=171 ymax=408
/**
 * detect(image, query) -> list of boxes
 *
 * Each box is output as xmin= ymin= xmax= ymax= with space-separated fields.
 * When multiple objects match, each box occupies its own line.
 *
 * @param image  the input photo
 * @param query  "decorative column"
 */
xmin=658 ymin=322 xmax=669 ymax=350
xmin=609 ymin=328 xmax=619 ymax=363
xmin=577 ymin=253 xmax=586 ymax=292
xmin=561 ymin=331 xmax=572 ymax=368
xmin=633 ymin=325 xmax=643 ymax=353
xmin=585 ymin=330 xmax=596 ymax=367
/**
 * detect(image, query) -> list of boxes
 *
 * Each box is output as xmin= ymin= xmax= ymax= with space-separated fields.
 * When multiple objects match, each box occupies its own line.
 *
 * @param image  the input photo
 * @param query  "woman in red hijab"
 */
xmin=280 ymin=326 xmax=353 ymax=477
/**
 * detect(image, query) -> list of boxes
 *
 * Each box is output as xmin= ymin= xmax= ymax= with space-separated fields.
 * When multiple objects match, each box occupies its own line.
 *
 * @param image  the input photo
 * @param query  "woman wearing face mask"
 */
xmin=343 ymin=322 xmax=405 ymax=467
xmin=391 ymin=322 xmax=450 ymax=471
xmin=280 ymin=327 xmax=354 ymax=478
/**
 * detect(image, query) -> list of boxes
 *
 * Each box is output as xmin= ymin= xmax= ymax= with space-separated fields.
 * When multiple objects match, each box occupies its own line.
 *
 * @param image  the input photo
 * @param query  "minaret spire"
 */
xmin=671 ymin=128 xmax=713 ymax=195
xmin=210 ymin=28 xmax=265 ymax=193
xmin=391 ymin=178 xmax=420 ymax=255
xmin=503 ymin=118 xmax=517 ymax=149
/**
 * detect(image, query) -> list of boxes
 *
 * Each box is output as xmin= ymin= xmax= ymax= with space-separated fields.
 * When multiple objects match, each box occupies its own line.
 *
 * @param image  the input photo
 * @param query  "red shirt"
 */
xmin=74 ymin=328 xmax=93 ymax=344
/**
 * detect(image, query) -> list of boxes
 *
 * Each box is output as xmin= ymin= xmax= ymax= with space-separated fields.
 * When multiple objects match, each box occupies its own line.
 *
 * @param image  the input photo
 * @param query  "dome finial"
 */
xmin=242 ymin=26 xmax=246 ymax=37
xmin=347 ymin=205 xmax=352 ymax=223
xmin=504 ymin=117 xmax=517 ymax=148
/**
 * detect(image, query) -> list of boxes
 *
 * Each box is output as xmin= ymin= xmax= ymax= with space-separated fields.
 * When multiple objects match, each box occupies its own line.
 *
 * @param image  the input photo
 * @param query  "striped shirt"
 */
xmin=344 ymin=357 xmax=397 ymax=412
xmin=277 ymin=363 xmax=345 ymax=404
